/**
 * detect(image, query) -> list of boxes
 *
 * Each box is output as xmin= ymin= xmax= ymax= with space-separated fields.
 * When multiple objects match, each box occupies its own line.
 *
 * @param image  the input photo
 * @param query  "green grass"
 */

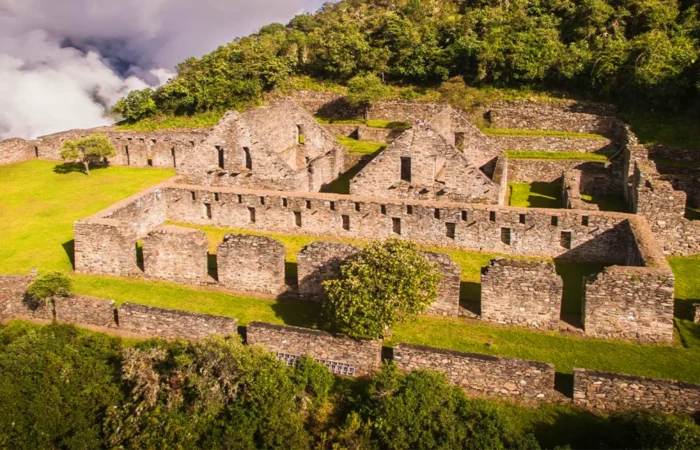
xmin=509 ymin=182 xmax=562 ymax=208
xmin=506 ymin=150 xmax=609 ymax=162
xmin=335 ymin=136 xmax=386 ymax=155
xmin=116 ymin=112 xmax=223 ymax=131
xmin=0 ymin=160 xmax=174 ymax=274
xmin=579 ymin=194 xmax=629 ymax=212
xmin=622 ymin=109 xmax=700 ymax=149
xmin=315 ymin=117 xmax=365 ymax=125
xmin=482 ymin=128 xmax=607 ymax=139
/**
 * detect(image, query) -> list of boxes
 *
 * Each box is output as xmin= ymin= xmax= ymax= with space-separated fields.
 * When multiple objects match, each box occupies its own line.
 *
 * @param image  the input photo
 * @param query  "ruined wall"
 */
xmin=394 ymin=344 xmax=556 ymax=401
xmin=487 ymin=101 xmax=618 ymax=136
xmin=217 ymin=234 xmax=286 ymax=294
xmin=367 ymin=101 xmax=447 ymax=123
xmin=490 ymin=135 xmax=613 ymax=154
xmin=142 ymin=225 xmax=208 ymax=284
xmin=573 ymin=369 xmax=700 ymax=414
xmin=357 ymin=126 xmax=405 ymax=143
xmin=118 ymin=303 xmax=238 ymax=339
xmin=0 ymin=276 xmax=33 ymax=321
xmin=564 ymin=170 xmax=600 ymax=211
xmin=297 ymin=242 xmax=361 ymax=302
xmin=423 ymin=252 xmax=461 ymax=316
xmin=54 ymin=296 xmax=116 ymax=328
xmin=246 ymin=321 xmax=382 ymax=376
xmin=481 ymin=259 xmax=563 ymax=330
xmin=74 ymin=219 xmax=139 ymax=276
xmin=163 ymin=184 xmax=638 ymax=263
xmin=0 ymin=138 xmax=38 ymax=165
xmin=492 ymin=154 xmax=509 ymax=206
xmin=582 ymin=219 xmax=675 ymax=343
xmin=350 ymin=124 xmax=500 ymax=204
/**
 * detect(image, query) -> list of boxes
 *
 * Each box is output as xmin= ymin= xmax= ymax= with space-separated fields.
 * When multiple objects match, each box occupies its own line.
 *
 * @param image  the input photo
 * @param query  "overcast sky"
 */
xmin=0 ymin=0 xmax=330 ymax=139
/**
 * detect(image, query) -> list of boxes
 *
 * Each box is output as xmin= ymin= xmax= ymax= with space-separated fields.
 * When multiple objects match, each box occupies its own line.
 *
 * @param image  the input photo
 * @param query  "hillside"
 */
xmin=113 ymin=0 xmax=700 ymax=125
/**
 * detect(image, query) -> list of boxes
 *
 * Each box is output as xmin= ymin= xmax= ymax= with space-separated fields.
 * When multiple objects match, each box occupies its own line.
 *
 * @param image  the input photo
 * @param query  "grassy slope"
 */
xmin=116 ymin=111 xmax=223 ymax=131
xmin=2 ymin=160 xmax=700 ymax=382
xmin=335 ymin=136 xmax=386 ymax=155
xmin=0 ymin=160 xmax=174 ymax=274
xmin=508 ymin=182 xmax=562 ymax=209
xmin=505 ymin=151 xmax=609 ymax=162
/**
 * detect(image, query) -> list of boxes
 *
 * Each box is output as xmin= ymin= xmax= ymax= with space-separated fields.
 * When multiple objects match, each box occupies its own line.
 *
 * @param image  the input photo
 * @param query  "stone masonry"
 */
xmin=573 ymin=368 xmax=700 ymax=414
xmin=246 ymin=321 xmax=382 ymax=376
xmin=118 ymin=303 xmax=238 ymax=340
xmin=54 ymin=296 xmax=116 ymax=328
xmin=481 ymin=259 xmax=563 ymax=330
xmin=217 ymin=234 xmax=286 ymax=294
xmin=695 ymin=304 xmax=700 ymax=324
xmin=422 ymin=252 xmax=461 ymax=316
xmin=393 ymin=343 xmax=556 ymax=401
xmin=297 ymin=241 xmax=361 ymax=302
xmin=142 ymin=225 xmax=209 ymax=284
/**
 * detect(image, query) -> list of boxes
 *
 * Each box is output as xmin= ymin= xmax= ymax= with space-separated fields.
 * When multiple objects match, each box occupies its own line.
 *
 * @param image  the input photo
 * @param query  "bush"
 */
xmin=323 ymin=239 xmax=442 ymax=339
xmin=602 ymin=410 xmax=700 ymax=450
xmin=26 ymin=271 xmax=71 ymax=304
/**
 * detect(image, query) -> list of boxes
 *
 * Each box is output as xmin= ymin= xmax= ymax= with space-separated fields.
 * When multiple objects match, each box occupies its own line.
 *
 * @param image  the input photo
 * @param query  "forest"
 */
xmin=1 ymin=322 xmax=699 ymax=450
xmin=113 ymin=0 xmax=700 ymax=122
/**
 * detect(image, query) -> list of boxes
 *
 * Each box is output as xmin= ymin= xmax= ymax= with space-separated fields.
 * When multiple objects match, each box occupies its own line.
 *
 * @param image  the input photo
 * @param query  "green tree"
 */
xmin=346 ymin=73 xmax=393 ymax=118
xmin=26 ymin=271 xmax=71 ymax=305
xmin=112 ymin=88 xmax=157 ymax=122
xmin=322 ymin=239 xmax=442 ymax=339
xmin=59 ymin=134 xmax=116 ymax=174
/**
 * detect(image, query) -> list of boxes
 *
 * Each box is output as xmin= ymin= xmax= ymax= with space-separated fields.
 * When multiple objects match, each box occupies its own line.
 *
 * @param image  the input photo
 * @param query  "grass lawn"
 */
xmin=116 ymin=111 xmax=223 ymax=131
xmin=335 ymin=136 xmax=386 ymax=155
xmin=580 ymin=194 xmax=628 ymax=212
xmin=482 ymin=128 xmax=606 ymax=139
xmin=0 ymin=160 xmax=174 ymax=274
xmin=505 ymin=151 xmax=609 ymax=162
xmin=509 ymin=182 xmax=562 ymax=208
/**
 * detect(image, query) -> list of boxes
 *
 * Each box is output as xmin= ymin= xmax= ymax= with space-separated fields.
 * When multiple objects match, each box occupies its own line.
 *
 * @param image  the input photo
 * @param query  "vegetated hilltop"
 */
xmin=113 ymin=0 xmax=700 ymax=124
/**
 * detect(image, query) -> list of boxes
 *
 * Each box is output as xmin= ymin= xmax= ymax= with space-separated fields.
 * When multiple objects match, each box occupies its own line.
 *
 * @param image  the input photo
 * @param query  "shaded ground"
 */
xmin=509 ymin=182 xmax=562 ymax=208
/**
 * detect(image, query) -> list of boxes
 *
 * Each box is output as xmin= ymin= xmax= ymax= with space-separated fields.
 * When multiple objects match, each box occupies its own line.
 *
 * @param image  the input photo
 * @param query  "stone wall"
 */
xmin=297 ymin=241 xmax=361 ymax=302
xmin=508 ymin=159 xmax=607 ymax=185
xmin=217 ymin=234 xmax=286 ymax=294
xmin=246 ymin=321 xmax=382 ymax=376
xmin=368 ymin=101 xmax=447 ymax=123
xmin=487 ymin=101 xmax=619 ymax=136
xmin=695 ymin=304 xmax=700 ymax=324
xmin=142 ymin=225 xmax=209 ymax=284
xmin=491 ymin=135 xmax=613 ymax=154
xmin=582 ymin=218 xmax=675 ymax=343
xmin=54 ymin=296 xmax=116 ymax=328
xmin=423 ymin=252 xmax=461 ymax=316
xmin=74 ymin=219 xmax=139 ymax=276
xmin=357 ymin=126 xmax=405 ymax=143
xmin=573 ymin=369 xmax=700 ymax=414
xmin=0 ymin=276 xmax=33 ymax=321
xmin=481 ymin=259 xmax=563 ymax=330
xmin=118 ymin=302 xmax=238 ymax=339
xmin=164 ymin=183 xmax=637 ymax=263
xmin=0 ymin=138 xmax=38 ymax=165
xmin=393 ymin=343 xmax=556 ymax=401
xmin=563 ymin=170 xmax=600 ymax=211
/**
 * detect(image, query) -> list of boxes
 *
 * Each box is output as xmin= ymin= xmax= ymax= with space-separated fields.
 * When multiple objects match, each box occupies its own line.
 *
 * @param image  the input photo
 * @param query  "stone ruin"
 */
xmin=1 ymin=94 xmax=699 ymax=411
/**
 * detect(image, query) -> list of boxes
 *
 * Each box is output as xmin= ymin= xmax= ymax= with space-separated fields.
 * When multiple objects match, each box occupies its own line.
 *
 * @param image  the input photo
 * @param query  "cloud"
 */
xmin=0 ymin=0 xmax=330 ymax=139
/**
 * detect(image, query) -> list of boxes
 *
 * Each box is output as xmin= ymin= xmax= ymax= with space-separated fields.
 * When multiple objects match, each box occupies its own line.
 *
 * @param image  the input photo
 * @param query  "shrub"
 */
xmin=26 ymin=271 xmax=71 ymax=304
xmin=603 ymin=410 xmax=700 ymax=450
xmin=323 ymin=239 xmax=442 ymax=339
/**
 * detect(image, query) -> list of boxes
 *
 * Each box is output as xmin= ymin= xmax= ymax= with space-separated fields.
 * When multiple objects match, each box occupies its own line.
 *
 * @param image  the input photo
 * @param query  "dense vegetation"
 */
xmin=1 ymin=322 xmax=700 ymax=449
xmin=114 ymin=0 xmax=700 ymax=122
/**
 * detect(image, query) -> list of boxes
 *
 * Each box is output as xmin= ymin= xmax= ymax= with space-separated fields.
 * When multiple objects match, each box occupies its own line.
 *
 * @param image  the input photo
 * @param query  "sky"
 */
xmin=0 ymin=0 xmax=330 ymax=140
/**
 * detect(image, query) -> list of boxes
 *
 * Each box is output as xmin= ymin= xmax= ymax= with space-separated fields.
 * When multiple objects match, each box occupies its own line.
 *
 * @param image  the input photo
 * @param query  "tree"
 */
xmin=322 ymin=239 xmax=442 ymax=339
xmin=346 ymin=73 xmax=393 ymax=118
xmin=26 ymin=271 xmax=72 ymax=305
xmin=112 ymin=88 xmax=157 ymax=122
xmin=60 ymin=134 xmax=116 ymax=174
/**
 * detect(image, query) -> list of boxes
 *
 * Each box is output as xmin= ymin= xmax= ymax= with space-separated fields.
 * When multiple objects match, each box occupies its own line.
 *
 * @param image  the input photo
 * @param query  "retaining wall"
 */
xmin=393 ymin=343 xmax=556 ymax=401
xmin=118 ymin=303 xmax=238 ymax=340
xmin=217 ymin=234 xmax=286 ymax=294
xmin=491 ymin=135 xmax=613 ymax=154
xmin=0 ymin=138 xmax=38 ymax=165
xmin=246 ymin=321 xmax=382 ymax=376
xmin=573 ymin=369 xmax=700 ymax=414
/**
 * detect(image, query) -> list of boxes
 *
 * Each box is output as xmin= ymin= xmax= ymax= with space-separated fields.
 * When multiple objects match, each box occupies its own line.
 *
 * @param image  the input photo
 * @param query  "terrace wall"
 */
xmin=142 ymin=225 xmax=209 ymax=284
xmin=118 ymin=303 xmax=238 ymax=340
xmin=0 ymin=138 xmax=38 ymax=165
xmin=573 ymin=369 xmax=700 ymax=414
xmin=217 ymin=234 xmax=286 ymax=294
xmin=393 ymin=343 xmax=556 ymax=401
xmin=54 ymin=296 xmax=116 ymax=328
xmin=481 ymin=259 xmax=563 ymax=330
xmin=163 ymin=184 xmax=635 ymax=264
xmin=490 ymin=135 xmax=613 ymax=154
xmin=246 ymin=321 xmax=382 ymax=376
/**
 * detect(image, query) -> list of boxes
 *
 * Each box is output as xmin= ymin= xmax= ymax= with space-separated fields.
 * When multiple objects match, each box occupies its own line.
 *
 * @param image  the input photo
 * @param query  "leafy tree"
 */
xmin=346 ymin=73 xmax=393 ymax=118
xmin=112 ymin=88 xmax=157 ymax=122
xmin=60 ymin=134 xmax=116 ymax=174
xmin=359 ymin=364 xmax=540 ymax=450
xmin=600 ymin=409 xmax=700 ymax=449
xmin=26 ymin=271 xmax=71 ymax=305
xmin=323 ymin=239 xmax=442 ymax=339
xmin=0 ymin=323 xmax=123 ymax=449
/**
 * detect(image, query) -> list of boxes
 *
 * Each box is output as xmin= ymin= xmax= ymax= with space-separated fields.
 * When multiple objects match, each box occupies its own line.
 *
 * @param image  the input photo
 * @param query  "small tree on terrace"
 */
xmin=322 ymin=239 xmax=442 ymax=339
xmin=346 ymin=73 xmax=392 ymax=119
xmin=60 ymin=134 xmax=116 ymax=174
xmin=26 ymin=271 xmax=72 ymax=309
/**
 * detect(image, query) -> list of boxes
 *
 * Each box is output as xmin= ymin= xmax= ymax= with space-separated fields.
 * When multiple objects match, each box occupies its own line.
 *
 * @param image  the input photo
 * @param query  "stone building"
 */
xmin=350 ymin=121 xmax=500 ymax=204
xmin=177 ymin=100 xmax=345 ymax=192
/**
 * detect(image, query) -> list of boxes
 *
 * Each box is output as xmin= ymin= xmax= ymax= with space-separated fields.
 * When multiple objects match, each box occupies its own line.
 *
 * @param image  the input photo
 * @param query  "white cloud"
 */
xmin=0 ymin=0 xmax=330 ymax=139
